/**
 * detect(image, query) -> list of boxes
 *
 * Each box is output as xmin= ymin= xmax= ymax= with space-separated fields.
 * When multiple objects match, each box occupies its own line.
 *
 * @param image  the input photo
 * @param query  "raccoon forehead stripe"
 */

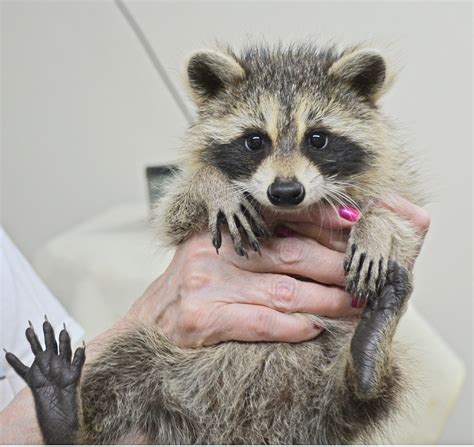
xmin=294 ymin=96 xmax=315 ymax=143
xmin=259 ymin=95 xmax=280 ymax=142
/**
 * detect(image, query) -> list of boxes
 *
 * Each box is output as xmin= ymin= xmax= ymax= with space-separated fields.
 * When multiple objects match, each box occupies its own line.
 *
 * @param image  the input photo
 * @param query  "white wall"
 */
xmin=1 ymin=1 xmax=472 ymax=443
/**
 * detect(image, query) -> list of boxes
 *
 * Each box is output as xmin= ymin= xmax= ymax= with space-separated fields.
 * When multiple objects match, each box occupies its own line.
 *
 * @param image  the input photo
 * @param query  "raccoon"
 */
xmin=5 ymin=43 xmax=424 ymax=444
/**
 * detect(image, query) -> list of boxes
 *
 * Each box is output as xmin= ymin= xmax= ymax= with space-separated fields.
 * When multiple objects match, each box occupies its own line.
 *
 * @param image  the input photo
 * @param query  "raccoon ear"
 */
xmin=186 ymin=50 xmax=246 ymax=104
xmin=328 ymin=49 xmax=387 ymax=101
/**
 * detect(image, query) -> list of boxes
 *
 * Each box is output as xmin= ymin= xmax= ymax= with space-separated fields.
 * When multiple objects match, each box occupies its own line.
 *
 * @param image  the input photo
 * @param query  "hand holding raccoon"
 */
xmin=131 ymin=199 xmax=428 ymax=350
xmin=6 ymin=44 xmax=429 ymax=444
xmin=129 ymin=213 xmax=360 ymax=349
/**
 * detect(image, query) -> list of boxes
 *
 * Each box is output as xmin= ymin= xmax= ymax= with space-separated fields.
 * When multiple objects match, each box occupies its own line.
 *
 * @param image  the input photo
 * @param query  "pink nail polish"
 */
xmin=351 ymin=296 xmax=358 ymax=308
xmin=338 ymin=206 xmax=360 ymax=222
xmin=313 ymin=322 xmax=323 ymax=330
xmin=275 ymin=226 xmax=295 ymax=238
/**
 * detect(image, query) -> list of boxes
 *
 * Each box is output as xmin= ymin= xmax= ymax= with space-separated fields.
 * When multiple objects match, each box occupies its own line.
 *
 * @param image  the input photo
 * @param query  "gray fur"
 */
xmin=77 ymin=42 xmax=424 ymax=444
xmin=80 ymin=319 xmax=405 ymax=444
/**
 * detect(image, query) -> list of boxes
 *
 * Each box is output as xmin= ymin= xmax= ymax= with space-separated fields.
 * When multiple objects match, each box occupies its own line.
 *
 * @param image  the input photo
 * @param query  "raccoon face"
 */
xmin=186 ymin=45 xmax=390 ymax=210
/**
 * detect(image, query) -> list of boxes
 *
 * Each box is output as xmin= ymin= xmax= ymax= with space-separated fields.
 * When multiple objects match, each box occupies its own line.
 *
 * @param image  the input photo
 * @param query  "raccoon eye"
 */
xmin=308 ymin=131 xmax=328 ymax=149
xmin=245 ymin=134 xmax=264 ymax=151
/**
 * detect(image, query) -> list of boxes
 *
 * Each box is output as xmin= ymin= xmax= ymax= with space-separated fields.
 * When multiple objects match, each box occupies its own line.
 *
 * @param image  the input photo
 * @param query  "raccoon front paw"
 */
xmin=344 ymin=242 xmax=389 ymax=301
xmin=209 ymin=195 xmax=269 ymax=257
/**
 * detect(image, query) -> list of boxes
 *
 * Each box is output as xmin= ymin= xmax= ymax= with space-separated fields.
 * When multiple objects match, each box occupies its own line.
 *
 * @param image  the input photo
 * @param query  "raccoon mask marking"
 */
xmin=186 ymin=46 xmax=386 ymax=210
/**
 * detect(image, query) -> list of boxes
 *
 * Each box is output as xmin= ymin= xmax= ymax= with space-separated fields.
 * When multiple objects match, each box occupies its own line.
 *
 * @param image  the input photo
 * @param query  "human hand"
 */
xmin=126 ymin=196 xmax=430 ymax=349
xmin=126 ymin=213 xmax=359 ymax=348
xmin=279 ymin=196 xmax=430 ymax=255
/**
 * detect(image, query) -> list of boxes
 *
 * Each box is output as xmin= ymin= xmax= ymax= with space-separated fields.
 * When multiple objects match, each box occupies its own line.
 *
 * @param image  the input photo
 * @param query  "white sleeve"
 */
xmin=0 ymin=227 xmax=84 ymax=410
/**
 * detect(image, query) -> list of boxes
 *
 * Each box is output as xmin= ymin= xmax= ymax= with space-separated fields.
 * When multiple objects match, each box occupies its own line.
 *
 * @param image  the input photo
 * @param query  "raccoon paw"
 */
xmin=209 ymin=196 xmax=269 ymax=257
xmin=344 ymin=242 xmax=389 ymax=301
xmin=4 ymin=317 xmax=85 ymax=444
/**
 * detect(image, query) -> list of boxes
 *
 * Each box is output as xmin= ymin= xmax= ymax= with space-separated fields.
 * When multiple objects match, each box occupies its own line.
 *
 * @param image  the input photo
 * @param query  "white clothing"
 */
xmin=0 ymin=228 xmax=84 ymax=410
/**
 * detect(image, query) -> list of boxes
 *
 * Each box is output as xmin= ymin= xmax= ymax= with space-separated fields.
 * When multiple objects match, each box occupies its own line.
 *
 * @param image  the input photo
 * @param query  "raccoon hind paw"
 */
xmin=4 ymin=317 xmax=84 ymax=444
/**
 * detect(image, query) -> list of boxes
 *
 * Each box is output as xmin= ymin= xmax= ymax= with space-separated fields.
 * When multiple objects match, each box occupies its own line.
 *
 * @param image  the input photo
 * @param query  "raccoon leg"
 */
xmin=4 ymin=317 xmax=85 ymax=445
xmin=208 ymin=194 xmax=269 ymax=257
xmin=160 ymin=165 xmax=268 ymax=256
xmin=349 ymin=260 xmax=412 ymax=399
xmin=344 ymin=208 xmax=420 ymax=300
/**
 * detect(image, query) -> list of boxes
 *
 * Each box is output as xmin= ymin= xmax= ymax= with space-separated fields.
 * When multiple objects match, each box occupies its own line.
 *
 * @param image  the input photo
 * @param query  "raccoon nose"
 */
xmin=267 ymin=180 xmax=305 ymax=206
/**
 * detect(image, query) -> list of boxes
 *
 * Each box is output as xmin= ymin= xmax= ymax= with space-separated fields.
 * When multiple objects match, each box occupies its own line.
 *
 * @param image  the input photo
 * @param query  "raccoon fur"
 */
xmin=6 ymin=42 xmax=425 ymax=444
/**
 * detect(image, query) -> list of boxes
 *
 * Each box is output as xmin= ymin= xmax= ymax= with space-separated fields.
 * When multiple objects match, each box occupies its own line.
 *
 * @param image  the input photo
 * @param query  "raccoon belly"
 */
xmin=80 ymin=322 xmax=403 ymax=444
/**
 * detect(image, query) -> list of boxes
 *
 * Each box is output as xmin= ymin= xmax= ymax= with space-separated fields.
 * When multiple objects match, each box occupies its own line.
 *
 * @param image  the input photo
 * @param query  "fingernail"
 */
xmin=275 ymin=225 xmax=295 ymax=238
xmin=351 ymin=296 xmax=358 ymax=308
xmin=338 ymin=206 xmax=360 ymax=222
xmin=313 ymin=322 xmax=323 ymax=330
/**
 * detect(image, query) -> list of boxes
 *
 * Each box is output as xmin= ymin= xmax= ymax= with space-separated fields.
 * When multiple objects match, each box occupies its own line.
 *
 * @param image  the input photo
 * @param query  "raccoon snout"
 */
xmin=267 ymin=179 xmax=305 ymax=206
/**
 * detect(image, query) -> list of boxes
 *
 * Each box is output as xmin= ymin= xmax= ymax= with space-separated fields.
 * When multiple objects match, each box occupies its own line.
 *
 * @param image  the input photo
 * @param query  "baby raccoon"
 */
xmin=6 ymin=43 xmax=424 ymax=444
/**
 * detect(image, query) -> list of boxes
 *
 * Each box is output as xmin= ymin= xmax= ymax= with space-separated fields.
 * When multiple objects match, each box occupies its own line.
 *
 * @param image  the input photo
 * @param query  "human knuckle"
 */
xmin=186 ymin=237 xmax=214 ymax=261
xmin=178 ymin=300 xmax=206 ymax=333
xmin=181 ymin=268 xmax=211 ymax=293
xmin=277 ymin=237 xmax=304 ymax=265
xmin=270 ymin=276 xmax=299 ymax=311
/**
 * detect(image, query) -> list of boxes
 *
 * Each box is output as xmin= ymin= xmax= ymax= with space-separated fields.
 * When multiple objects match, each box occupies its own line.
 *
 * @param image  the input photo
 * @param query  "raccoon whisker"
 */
xmin=322 ymin=194 xmax=341 ymax=223
xmin=323 ymin=183 xmax=361 ymax=212
xmin=324 ymin=198 xmax=348 ymax=241
xmin=330 ymin=179 xmax=373 ymax=196
xmin=329 ymin=190 xmax=360 ymax=212
xmin=327 ymin=194 xmax=348 ymax=216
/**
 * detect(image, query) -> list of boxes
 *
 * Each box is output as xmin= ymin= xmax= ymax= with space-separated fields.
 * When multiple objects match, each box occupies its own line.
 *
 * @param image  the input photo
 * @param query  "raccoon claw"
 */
xmin=234 ymin=241 xmax=248 ymax=258
xmin=209 ymin=197 xmax=267 ymax=257
xmin=344 ymin=243 xmax=387 ymax=299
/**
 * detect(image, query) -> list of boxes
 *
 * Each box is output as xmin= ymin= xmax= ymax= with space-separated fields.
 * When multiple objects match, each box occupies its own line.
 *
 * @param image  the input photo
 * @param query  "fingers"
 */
xmin=59 ymin=325 xmax=72 ymax=363
xmin=283 ymin=223 xmax=349 ymax=252
xmin=227 ymin=235 xmax=346 ymax=287
xmin=225 ymin=272 xmax=359 ymax=318
xmin=4 ymin=352 xmax=29 ymax=379
xmin=215 ymin=304 xmax=324 ymax=344
xmin=43 ymin=319 xmax=58 ymax=354
xmin=25 ymin=323 xmax=43 ymax=355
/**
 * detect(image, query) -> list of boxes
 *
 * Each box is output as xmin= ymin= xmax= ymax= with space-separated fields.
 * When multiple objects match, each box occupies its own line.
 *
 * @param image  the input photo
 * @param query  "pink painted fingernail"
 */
xmin=275 ymin=225 xmax=295 ymax=238
xmin=313 ymin=322 xmax=323 ymax=330
xmin=351 ymin=296 xmax=358 ymax=308
xmin=338 ymin=206 xmax=360 ymax=222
